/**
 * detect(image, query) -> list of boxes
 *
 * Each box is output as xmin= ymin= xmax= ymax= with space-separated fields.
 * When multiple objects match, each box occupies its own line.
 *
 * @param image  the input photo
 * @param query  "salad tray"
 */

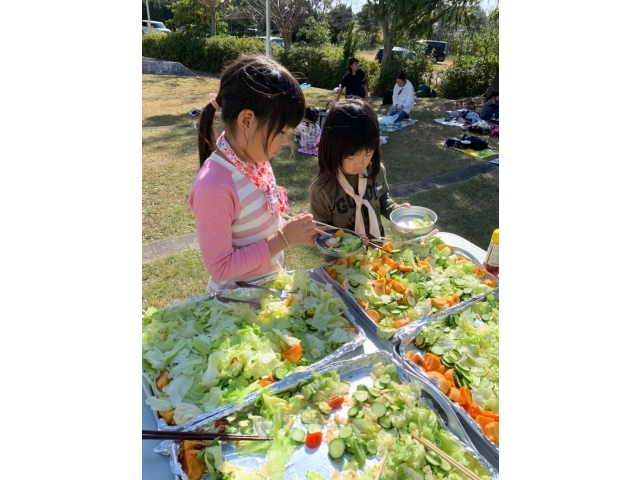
xmin=394 ymin=292 xmax=499 ymax=468
xmin=318 ymin=234 xmax=498 ymax=344
xmin=142 ymin=270 xmax=367 ymax=431
xmin=164 ymin=351 xmax=498 ymax=480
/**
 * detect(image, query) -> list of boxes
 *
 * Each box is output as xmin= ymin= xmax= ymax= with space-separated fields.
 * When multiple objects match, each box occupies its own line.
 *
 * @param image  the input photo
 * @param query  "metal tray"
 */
xmin=317 ymin=236 xmax=498 ymax=344
xmin=165 ymin=351 xmax=498 ymax=479
xmin=142 ymin=270 xmax=367 ymax=431
xmin=394 ymin=293 xmax=499 ymax=468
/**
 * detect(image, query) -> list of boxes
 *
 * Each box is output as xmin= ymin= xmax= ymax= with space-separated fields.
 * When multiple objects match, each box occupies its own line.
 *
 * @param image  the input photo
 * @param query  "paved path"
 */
xmin=142 ymin=162 xmax=498 ymax=263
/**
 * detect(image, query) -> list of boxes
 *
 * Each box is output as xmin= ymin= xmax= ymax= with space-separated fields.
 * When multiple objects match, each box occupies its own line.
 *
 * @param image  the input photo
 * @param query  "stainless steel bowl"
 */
xmin=390 ymin=206 xmax=438 ymax=235
xmin=315 ymin=227 xmax=364 ymax=258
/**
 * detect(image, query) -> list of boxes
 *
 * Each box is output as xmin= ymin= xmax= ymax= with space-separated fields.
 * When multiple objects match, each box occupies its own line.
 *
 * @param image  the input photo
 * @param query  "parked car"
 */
xmin=142 ymin=20 xmax=171 ymax=34
xmin=418 ymin=40 xmax=447 ymax=62
xmin=257 ymin=36 xmax=284 ymax=48
xmin=374 ymin=47 xmax=415 ymax=64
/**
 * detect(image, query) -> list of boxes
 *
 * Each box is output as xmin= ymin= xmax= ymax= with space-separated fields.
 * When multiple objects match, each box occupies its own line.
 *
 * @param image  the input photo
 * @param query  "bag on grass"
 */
xmin=382 ymin=89 xmax=393 ymax=105
xmin=461 ymin=134 xmax=489 ymax=151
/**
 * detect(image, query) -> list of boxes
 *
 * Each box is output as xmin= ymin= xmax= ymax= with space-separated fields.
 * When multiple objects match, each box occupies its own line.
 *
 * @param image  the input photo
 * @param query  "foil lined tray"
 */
xmin=394 ymin=293 xmax=499 ymax=468
xmin=142 ymin=269 xmax=367 ymax=432
xmin=165 ymin=351 xmax=498 ymax=479
xmin=316 ymin=237 xmax=498 ymax=345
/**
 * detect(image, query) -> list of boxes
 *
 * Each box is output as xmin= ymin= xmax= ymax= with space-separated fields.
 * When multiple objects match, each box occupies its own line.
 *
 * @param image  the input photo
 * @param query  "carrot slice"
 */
xmin=159 ymin=409 xmax=175 ymax=425
xmin=397 ymin=264 xmax=413 ymax=272
xmin=366 ymin=310 xmax=380 ymax=323
xmin=182 ymin=449 xmax=206 ymax=480
xmin=447 ymin=387 xmax=461 ymax=403
xmin=458 ymin=386 xmax=472 ymax=406
xmin=326 ymin=268 xmax=338 ymax=280
xmin=381 ymin=242 xmax=395 ymax=253
xmin=426 ymin=371 xmax=450 ymax=394
xmin=481 ymin=411 xmax=500 ymax=422
xmin=424 ymin=353 xmax=442 ymax=371
xmin=467 ymin=402 xmax=482 ymax=419
xmin=156 ymin=370 xmax=170 ymax=390
xmin=371 ymin=263 xmax=380 ymax=272
xmin=484 ymin=278 xmax=497 ymax=288
xmin=475 ymin=415 xmax=494 ymax=429
xmin=347 ymin=255 xmax=356 ymax=265
xmin=393 ymin=281 xmax=406 ymax=293
xmin=281 ymin=344 xmax=303 ymax=363
xmin=373 ymin=280 xmax=385 ymax=296
xmin=394 ymin=319 xmax=410 ymax=329
xmin=437 ymin=244 xmax=452 ymax=251
xmin=355 ymin=298 xmax=368 ymax=309
xmin=431 ymin=297 xmax=448 ymax=308
xmin=335 ymin=229 xmax=345 ymax=239
xmin=257 ymin=378 xmax=274 ymax=387
xmin=283 ymin=294 xmax=294 ymax=307
xmin=444 ymin=369 xmax=455 ymax=384
xmin=335 ymin=258 xmax=348 ymax=266
xmin=474 ymin=265 xmax=486 ymax=276
xmin=436 ymin=365 xmax=445 ymax=375
xmin=484 ymin=421 xmax=499 ymax=446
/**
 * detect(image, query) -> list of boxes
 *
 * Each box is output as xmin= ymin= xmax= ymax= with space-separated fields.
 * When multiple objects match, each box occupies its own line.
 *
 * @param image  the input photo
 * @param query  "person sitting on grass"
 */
xmin=386 ymin=71 xmax=415 ymax=122
xmin=335 ymin=58 xmax=370 ymax=101
xmin=480 ymin=91 xmax=499 ymax=121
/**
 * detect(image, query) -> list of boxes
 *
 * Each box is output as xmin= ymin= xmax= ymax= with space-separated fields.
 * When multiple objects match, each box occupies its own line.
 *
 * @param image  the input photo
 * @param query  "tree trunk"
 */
xmin=483 ymin=65 xmax=499 ymax=98
xmin=283 ymin=30 xmax=293 ymax=50
xmin=210 ymin=2 xmax=217 ymax=36
xmin=380 ymin=19 xmax=395 ymax=68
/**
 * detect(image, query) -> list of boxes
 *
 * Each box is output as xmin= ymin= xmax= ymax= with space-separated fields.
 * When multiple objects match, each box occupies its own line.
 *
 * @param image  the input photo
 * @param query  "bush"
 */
xmin=142 ymin=32 xmax=266 ymax=72
xmin=275 ymin=46 xmax=344 ymax=90
xmin=437 ymin=56 xmax=498 ymax=99
xmin=369 ymin=53 xmax=434 ymax=96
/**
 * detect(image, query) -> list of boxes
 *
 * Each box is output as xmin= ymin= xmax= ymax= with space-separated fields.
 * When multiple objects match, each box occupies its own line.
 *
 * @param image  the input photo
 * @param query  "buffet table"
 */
xmin=142 ymin=232 xmax=488 ymax=480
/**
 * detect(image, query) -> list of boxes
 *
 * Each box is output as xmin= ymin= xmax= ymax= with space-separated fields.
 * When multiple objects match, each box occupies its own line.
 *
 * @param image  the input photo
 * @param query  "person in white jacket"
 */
xmin=386 ymin=71 xmax=415 ymax=122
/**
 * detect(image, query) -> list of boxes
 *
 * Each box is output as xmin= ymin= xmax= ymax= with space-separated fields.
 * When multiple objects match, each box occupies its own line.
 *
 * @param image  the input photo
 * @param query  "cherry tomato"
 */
xmin=305 ymin=431 xmax=323 ymax=449
xmin=327 ymin=396 xmax=344 ymax=409
xmin=467 ymin=402 xmax=482 ymax=419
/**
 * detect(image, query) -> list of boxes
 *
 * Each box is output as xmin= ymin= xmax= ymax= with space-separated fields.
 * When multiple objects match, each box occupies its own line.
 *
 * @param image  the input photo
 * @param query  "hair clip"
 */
xmin=209 ymin=93 xmax=221 ymax=111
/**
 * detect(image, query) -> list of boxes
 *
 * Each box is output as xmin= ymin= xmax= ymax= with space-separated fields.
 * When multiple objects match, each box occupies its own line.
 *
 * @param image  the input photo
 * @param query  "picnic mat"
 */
xmin=377 ymin=116 xmax=418 ymax=133
xmin=434 ymin=118 xmax=464 ymax=127
xmin=452 ymin=147 xmax=499 ymax=159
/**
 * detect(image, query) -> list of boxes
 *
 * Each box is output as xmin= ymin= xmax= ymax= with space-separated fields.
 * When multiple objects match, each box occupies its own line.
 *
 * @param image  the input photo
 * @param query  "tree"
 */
xmin=298 ymin=17 xmax=332 ymax=46
xmin=172 ymin=0 xmax=228 ymax=35
xmin=366 ymin=0 xmax=480 ymax=68
xmin=327 ymin=3 xmax=353 ymax=43
xmin=243 ymin=0 xmax=310 ymax=49
xmin=355 ymin=3 xmax=380 ymax=48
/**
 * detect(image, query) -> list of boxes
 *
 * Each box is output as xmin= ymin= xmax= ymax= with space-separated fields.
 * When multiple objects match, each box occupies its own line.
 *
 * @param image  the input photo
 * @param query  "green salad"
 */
xmin=324 ymin=231 xmax=362 ymax=253
xmin=185 ymin=361 xmax=491 ymax=480
xmin=142 ymin=271 xmax=358 ymax=426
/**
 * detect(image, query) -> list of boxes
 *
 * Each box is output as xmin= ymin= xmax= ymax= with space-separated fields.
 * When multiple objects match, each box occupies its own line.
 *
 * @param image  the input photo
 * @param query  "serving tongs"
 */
xmin=142 ymin=429 xmax=271 ymax=442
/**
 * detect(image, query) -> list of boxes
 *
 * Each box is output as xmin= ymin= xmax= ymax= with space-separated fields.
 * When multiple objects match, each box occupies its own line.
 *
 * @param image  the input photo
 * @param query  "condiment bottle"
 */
xmin=483 ymin=229 xmax=499 ymax=276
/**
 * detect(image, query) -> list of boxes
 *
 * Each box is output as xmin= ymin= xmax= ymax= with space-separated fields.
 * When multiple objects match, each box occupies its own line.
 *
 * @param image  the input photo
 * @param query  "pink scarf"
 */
xmin=215 ymin=132 xmax=289 ymax=215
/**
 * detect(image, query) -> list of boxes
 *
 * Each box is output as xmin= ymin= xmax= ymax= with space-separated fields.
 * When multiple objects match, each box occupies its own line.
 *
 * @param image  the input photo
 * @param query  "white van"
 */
xmin=142 ymin=20 xmax=171 ymax=34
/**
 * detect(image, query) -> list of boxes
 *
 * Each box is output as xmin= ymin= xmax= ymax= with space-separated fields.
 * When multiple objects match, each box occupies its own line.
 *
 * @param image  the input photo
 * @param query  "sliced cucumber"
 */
xmin=373 ymin=379 xmax=384 ymax=390
xmin=366 ymin=439 xmax=378 ymax=455
xmin=290 ymin=428 xmax=306 ymax=443
xmin=415 ymin=335 xmax=425 ymax=347
xmin=338 ymin=426 xmax=353 ymax=439
xmin=354 ymin=390 xmax=369 ymax=403
xmin=307 ymin=423 xmax=323 ymax=434
xmin=356 ymin=410 xmax=365 ymax=419
xmin=301 ymin=385 xmax=314 ymax=401
xmin=371 ymin=401 xmax=387 ymax=418
xmin=378 ymin=416 xmax=391 ymax=429
xmin=379 ymin=374 xmax=391 ymax=386
xmin=425 ymin=451 xmax=441 ymax=466
xmin=367 ymin=387 xmax=381 ymax=398
xmin=318 ymin=401 xmax=332 ymax=415
xmin=300 ymin=408 xmax=317 ymax=424
xmin=397 ymin=305 xmax=409 ymax=310
xmin=390 ymin=249 xmax=401 ymax=254
xmin=439 ymin=460 xmax=452 ymax=472
xmin=348 ymin=407 xmax=359 ymax=418
xmin=273 ymin=366 xmax=288 ymax=380
xmin=431 ymin=345 xmax=444 ymax=356
xmin=486 ymin=294 xmax=496 ymax=303
xmin=328 ymin=438 xmax=345 ymax=459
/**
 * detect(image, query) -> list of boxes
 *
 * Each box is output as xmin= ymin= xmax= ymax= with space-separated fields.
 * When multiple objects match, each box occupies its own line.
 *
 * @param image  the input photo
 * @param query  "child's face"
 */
xmin=248 ymin=124 xmax=290 ymax=163
xmin=341 ymin=149 xmax=374 ymax=175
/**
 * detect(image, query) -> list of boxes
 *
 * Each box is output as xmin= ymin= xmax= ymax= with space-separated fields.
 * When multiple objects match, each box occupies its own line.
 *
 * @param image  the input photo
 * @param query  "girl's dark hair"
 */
xmin=198 ymin=54 xmax=305 ymax=167
xmin=487 ymin=90 xmax=499 ymax=100
xmin=347 ymin=57 xmax=359 ymax=73
xmin=316 ymin=99 xmax=381 ymax=189
xmin=397 ymin=71 xmax=406 ymax=81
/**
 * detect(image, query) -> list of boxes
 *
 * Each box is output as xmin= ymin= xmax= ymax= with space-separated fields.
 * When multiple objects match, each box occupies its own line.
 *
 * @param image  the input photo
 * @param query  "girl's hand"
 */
xmin=400 ymin=203 xmax=411 ymax=208
xmin=361 ymin=234 xmax=370 ymax=246
xmin=282 ymin=213 xmax=317 ymax=247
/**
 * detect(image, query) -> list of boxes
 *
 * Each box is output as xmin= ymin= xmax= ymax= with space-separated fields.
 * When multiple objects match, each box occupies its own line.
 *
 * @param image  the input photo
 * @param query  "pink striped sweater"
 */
xmin=189 ymin=154 xmax=285 ymax=293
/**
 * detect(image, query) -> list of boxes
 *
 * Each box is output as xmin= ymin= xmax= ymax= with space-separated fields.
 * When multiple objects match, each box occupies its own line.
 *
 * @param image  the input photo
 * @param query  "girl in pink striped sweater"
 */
xmin=189 ymin=55 xmax=317 ymax=293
